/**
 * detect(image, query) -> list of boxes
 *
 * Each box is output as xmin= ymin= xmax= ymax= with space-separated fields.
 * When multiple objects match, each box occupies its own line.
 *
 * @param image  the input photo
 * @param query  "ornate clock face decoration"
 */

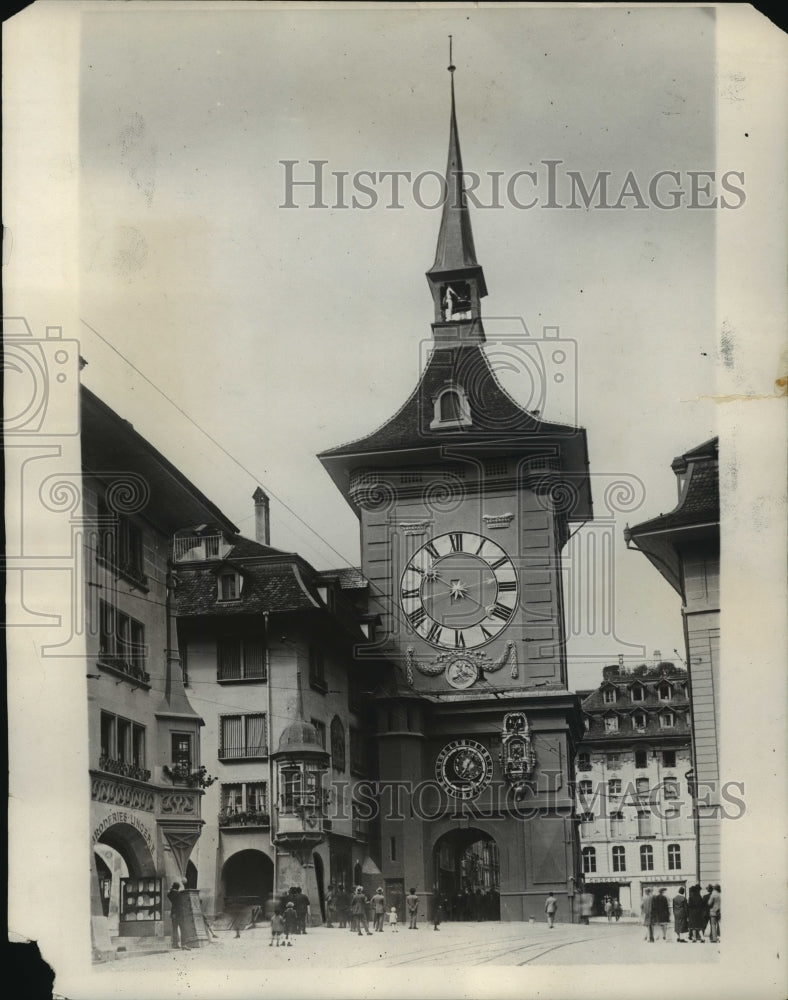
xmin=400 ymin=531 xmax=518 ymax=650
xmin=445 ymin=656 xmax=480 ymax=689
xmin=435 ymin=739 xmax=494 ymax=799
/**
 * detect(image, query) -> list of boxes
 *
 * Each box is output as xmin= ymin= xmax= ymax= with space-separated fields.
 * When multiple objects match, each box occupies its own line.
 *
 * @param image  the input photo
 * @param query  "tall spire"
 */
xmin=426 ymin=39 xmax=487 ymax=346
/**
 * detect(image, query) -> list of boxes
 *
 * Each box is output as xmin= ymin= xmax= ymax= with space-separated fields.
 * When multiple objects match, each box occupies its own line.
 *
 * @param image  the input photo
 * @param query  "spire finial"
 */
xmin=448 ymin=35 xmax=455 ymax=74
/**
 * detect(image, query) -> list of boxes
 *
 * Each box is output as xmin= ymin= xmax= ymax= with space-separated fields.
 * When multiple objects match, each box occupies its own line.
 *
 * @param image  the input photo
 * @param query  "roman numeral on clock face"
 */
xmin=401 ymin=587 xmax=420 ymax=600
xmin=490 ymin=556 xmax=508 ymax=571
xmin=425 ymin=622 xmax=443 ymax=645
xmin=489 ymin=602 xmax=514 ymax=623
xmin=449 ymin=532 xmax=463 ymax=552
xmin=423 ymin=541 xmax=439 ymax=560
xmin=497 ymin=580 xmax=517 ymax=592
xmin=407 ymin=607 xmax=427 ymax=630
xmin=454 ymin=630 xmax=466 ymax=649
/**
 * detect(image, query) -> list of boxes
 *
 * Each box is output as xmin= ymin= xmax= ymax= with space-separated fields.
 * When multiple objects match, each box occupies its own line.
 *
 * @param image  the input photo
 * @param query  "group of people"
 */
xmin=269 ymin=886 xmax=311 ymax=947
xmin=641 ymin=883 xmax=721 ymax=944
xmin=603 ymin=896 xmax=623 ymax=921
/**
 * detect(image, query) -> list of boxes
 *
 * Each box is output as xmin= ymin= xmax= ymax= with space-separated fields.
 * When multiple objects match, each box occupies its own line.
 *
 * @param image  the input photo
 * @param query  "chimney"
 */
xmin=253 ymin=487 xmax=270 ymax=545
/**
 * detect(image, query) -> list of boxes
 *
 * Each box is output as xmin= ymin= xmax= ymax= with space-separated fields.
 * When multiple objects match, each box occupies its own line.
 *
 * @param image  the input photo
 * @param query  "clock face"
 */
xmin=435 ymin=739 xmax=494 ymax=799
xmin=399 ymin=531 xmax=518 ymax=650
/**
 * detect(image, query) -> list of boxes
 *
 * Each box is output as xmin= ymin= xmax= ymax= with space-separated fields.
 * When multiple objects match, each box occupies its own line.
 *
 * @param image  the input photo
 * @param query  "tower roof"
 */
xmin=428 ymin=71 xmax=482 ymax=277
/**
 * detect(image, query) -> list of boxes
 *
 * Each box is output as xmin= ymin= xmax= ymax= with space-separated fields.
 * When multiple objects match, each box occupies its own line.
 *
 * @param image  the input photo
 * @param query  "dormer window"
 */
xmin=631 ymin=685 xmax=645 ymax=702
xmin=633 ymin=712 xmax=647 ymax=730
xmin=430 ymin=383 xmax=472 ymax=430
xmin=218 ymin=570 xmax=242 ymax=602
xmin=658 ymin=683 xmax=672 ymax=701
xmin=604 ymin=715 xmax=619 ymax=733
xmin=603 ymin=688 xmax=616 ymax=704
xmin=660 ymin=711 xmax=675 ymax=729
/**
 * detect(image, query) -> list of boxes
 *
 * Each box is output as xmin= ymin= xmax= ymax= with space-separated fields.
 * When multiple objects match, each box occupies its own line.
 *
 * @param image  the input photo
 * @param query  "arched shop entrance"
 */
xmin=432 ymin=828 xmax=501 ymax=921
xmin=95 ymin=822 xmax=159 ymax=938
xmin=221 ymin=850 xmax=273 ymax=911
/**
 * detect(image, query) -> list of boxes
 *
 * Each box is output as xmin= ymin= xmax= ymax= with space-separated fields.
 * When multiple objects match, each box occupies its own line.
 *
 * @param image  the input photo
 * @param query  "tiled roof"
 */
xmin=175 ymin=558 xmax=321 ymax=617
xmin=319 ymin=345 xmax=578 ymax=457
xmin=628 ymin=437 xmax=719 ymax=536
xmin=579 ymin=665 xmax=691 ymax=741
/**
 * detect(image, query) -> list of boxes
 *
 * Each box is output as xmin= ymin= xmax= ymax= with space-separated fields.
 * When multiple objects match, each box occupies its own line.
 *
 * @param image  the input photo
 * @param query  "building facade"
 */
xmin=318 ymin=69 xmax=592 ymax=921
xmin=172 ymin=495 xmax=379 ymax=922
xmin=625 ymin=438 xmax=720 ymax=886
xmin=575 ymin=662 xmax=696 ymax=915
xmin=82 ymin=387 xmax=239 ymax=958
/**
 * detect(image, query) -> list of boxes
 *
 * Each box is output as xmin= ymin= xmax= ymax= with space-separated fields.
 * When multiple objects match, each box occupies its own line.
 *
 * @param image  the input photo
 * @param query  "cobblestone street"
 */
xmin=93 ymin=918 xmax=720 ymax=976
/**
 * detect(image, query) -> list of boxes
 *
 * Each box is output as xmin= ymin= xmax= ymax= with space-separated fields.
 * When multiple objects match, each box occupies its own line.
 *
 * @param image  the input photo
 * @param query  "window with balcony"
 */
xmin=612 ymin=845 xmax=626 ymax=872
xmin=635 ymin=750 xmax=648 ymax=769
xmin=309 ymin=644 xmax=327 ymax=693
xmin=219 ymin=781 xmax=269 ymax=827
xmin=217 ymin=637 xmax=266 ymax=681
xmin=98 ymin=600 xmax=148 ymax=683
xmin=662 ymin=750 xmax=677 ymax=768
xmin=219 ymin=713 xmax=267 ymax=760
xmin=99 ymin=712 xmax=149 ymax=781
xmin=667 ymin=843 xmax=682 ymax=870
xmin=637 ymin=811 xmax=653 ymax=838
xmin=577 ymin=753 xmax=592 ymax=772
xmin=581 ymin=846 xmax=596 ymax=874
xmin=640 ymin=844 xmax=654 ymax=871
xmin=610 ymin=811 xmax=624 ymax=836
xmin=169 ymin=732 xmax=193 ymax=782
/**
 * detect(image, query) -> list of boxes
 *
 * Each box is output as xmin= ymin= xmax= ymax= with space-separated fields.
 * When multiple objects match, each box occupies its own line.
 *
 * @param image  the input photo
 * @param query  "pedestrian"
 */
xmin=580 ymin=891 xmax=593 ymax=925
xmin=282 ymin=901 xmax=297 ymax=945
xmin=613 ymin=899 xmax=622 ymax=921
xmin=641 ymin=888 xmax=654 ymax=942
xmin=351 ymin=886 xmax=373 ymax=936
xmin=389 ymin=906 xmax=399 ymax=932
xmin=707 ymin=884 xmax=721 ymax=943
xmin=701 ymin=884 xmax=712 ymax=937
xmin=371 ymin=887 xmax=387 ymax=932
xmin=167 ymin=881 xmax=189 ymax=950
xmin=325 ymin=882 xmax=336 ymax=928
xmin=335 ymin=883 xmax=350 ymax=930
xmin=431 ymin=886 xmax=445 ymax=931
xmin=672 ymin=886 xmax=689 ymax=943
xmin=604 ymin=896 xmax=613 ymax=922
xmin=406 ymin=887 xmax=419 ymax=929
xmin=293 ymin=886 xmax=310 ymax=935
xmin=687 ymin=884 xmax=706 ymax=942
xmin=270 ymin=910 xmax=284 ymax=947
xmin=544 ymin=892 xmax=558 ymax=929
xmin=652 ymin=888 xmax=670 ymax=940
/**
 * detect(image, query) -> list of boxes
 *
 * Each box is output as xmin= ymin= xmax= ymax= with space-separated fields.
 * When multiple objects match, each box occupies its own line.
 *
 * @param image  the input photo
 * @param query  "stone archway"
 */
xmin=432 ymin=828 xmax=501 ymax=921
xmin=94 ymin=822 xmax=157 ymax=941
xmin=220 ymin=849 xmax=273 ymax=910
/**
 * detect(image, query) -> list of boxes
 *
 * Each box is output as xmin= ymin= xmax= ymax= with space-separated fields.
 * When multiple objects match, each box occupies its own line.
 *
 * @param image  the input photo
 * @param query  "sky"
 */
xmin=75 ymin=4 xmax=721 ymax=689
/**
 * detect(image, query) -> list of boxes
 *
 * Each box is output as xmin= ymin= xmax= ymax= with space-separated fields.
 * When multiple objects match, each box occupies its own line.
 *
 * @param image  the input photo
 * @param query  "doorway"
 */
xmin=432 ymin=829 xmax=501 ymax=920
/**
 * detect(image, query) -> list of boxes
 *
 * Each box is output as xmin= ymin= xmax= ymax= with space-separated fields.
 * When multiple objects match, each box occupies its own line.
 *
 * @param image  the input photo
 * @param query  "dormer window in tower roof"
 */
xmin=215 ymin=562 xmax=244 ymax=603
xmin=603 ymin=686 xmax=617 ymax=704
xmin=430 ymin=382 xmax=472 ymax=430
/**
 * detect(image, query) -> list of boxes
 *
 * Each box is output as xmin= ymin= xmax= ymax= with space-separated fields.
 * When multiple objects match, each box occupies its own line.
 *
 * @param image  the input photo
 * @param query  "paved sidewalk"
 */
xmin=93 ymin=920 xmax=720 ymax=973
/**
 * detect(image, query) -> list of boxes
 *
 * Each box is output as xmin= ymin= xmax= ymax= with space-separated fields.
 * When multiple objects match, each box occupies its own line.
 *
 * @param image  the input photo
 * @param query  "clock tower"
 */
xmin=319 ymin=61 xmax=592 ymax=922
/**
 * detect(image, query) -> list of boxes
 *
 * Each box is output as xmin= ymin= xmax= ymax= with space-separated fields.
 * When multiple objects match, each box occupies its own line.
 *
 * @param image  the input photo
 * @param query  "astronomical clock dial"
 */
xmin=435 ymin=739 xmax=494 ymax=800
xmin=399 ymin=531 xmax=518 ymax=650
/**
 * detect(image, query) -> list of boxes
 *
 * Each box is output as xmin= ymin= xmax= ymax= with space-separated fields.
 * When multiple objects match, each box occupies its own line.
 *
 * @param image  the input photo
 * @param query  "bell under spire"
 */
xmin=426 ymin=44 xmax=487 ymax=346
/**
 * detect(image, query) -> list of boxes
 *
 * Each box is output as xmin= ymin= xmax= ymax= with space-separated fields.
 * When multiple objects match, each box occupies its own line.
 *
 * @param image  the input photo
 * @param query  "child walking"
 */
xmin=388 ymin=907 xmax=399 ymax=932
xmin=270 ymin=911 xmax=284 ymax=947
